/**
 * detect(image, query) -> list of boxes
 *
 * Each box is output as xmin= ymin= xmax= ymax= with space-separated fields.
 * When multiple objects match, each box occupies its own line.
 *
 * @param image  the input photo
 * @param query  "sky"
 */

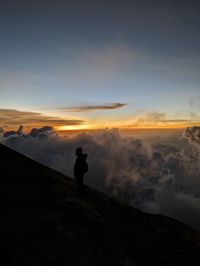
xmin=0 ymin=0 xmax=200 ymax=131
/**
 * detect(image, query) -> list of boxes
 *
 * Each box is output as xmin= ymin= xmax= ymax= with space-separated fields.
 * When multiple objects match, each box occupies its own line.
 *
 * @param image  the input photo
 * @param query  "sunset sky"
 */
xmin=0 ymin=0 xmax=200 ymax=131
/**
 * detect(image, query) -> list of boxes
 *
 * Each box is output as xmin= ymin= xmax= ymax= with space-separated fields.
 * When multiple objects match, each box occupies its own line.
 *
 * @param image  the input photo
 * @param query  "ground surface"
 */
xmin=1 ymin=143 xmax=200 ymax=266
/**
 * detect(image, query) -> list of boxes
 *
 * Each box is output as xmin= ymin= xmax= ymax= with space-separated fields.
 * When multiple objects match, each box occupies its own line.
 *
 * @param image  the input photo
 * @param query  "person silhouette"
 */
xmin=74 ymin=147 xmax=88 ymax=196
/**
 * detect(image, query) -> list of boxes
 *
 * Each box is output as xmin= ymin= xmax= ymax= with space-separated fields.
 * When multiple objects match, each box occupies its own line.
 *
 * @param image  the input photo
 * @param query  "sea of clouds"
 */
xmin=1 ymin=125 xmax=200 ymax=231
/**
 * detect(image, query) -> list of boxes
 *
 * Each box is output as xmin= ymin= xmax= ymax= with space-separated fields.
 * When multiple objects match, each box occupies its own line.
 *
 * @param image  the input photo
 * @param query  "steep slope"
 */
xmin=1 ymin=143 xmax=200 ymax=266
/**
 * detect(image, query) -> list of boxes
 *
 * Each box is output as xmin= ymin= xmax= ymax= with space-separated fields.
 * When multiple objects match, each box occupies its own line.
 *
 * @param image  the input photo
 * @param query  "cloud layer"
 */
xmin=57 ymin=102 xmax=127 ymax=112
xmin=0 ymin=109 xmax=85 ymax=128
xmin=2 ymin=126 xmax=200 ymax=231
xmin=184 ymin=126 xmax=200 ymax=144
xmin=122 ymin=111 xmax=200 ymax=128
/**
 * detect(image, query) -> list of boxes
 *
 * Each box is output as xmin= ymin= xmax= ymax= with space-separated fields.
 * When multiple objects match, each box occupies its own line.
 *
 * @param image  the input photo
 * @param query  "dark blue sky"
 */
xmin=1 ymin=0 xmax=200 ymax=129
xmin=1 ymin=1 xmax=200 ymax=58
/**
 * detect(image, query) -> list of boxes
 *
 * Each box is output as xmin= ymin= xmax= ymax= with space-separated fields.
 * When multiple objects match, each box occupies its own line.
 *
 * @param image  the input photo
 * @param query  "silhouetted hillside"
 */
xmin=1 ymin=143 xmax=200 ymax=266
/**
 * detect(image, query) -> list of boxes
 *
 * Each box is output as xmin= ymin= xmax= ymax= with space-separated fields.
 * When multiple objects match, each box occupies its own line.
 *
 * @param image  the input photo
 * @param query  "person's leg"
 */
xmin=75 ymin=175 xmax=83 ymax=196
xmin=80 ymin=174 xmax=85 ymax=196
xmin=77 ymin=178 xmax=81 ymax=194
xmin=75 ymin=174 xmax=85 ymax=197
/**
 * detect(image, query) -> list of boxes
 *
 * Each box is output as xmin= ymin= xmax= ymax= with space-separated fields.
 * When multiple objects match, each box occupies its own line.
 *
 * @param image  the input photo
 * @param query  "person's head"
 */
xmin=76 ymin=147 xmax=83 ymax=157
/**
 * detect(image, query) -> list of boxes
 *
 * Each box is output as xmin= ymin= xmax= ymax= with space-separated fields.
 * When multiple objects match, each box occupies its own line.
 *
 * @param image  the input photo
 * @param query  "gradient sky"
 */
xmin=0 ymin=0 xmax=200 ymax=130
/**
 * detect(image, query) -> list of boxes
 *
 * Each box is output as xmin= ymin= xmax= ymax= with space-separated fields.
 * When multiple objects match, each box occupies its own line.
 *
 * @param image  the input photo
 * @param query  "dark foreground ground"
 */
xmin=1 ymin=143 xmax=200 ymax=266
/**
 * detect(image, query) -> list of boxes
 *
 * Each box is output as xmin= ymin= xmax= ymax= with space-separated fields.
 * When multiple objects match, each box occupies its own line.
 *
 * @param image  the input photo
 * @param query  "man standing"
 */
xmin=74 ymin=147 xmax=88 ymax=196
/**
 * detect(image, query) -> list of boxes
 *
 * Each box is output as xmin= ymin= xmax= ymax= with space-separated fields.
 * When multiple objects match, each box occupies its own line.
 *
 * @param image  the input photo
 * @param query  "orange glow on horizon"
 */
xmin=57 ymin=123 xmax=200 ymax=132
xmin=3 ymin=121 xmax=200 ymax=133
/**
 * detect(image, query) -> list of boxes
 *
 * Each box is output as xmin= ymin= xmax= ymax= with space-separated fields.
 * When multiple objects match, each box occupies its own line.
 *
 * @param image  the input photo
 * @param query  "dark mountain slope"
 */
xmin=1 ymin=143 xmax=200 ymax=266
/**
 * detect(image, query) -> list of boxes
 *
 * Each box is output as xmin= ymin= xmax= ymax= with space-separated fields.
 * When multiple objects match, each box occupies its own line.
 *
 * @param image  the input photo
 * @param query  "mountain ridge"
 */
xmin=1 ymin=143 xmax=200 ymax=266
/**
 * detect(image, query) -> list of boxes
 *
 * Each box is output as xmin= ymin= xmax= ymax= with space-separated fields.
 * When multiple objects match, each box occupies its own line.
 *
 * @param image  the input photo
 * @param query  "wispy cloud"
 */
xmin=57 ymin=102 xmax=128 ymax=112
xmin=0 ymin=109 xmax=85 ymax=128
xmin=162 ymin=119 xmax=192 ymax=123
xmin=121 ymin=111 xmax=200 ymax=128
